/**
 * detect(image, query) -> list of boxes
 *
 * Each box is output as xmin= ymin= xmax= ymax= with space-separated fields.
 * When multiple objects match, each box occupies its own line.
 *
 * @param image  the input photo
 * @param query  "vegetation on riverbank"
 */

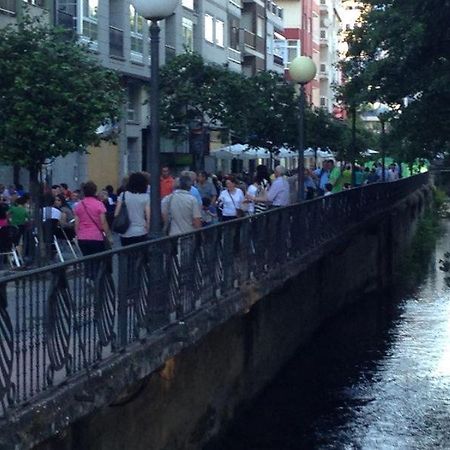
xmin=397 ymin=188 xmax=446 ymax=289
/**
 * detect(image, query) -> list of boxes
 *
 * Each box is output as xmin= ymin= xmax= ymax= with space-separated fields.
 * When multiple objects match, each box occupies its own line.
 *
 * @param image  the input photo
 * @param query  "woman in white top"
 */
xmin=114 ymin=172 xmax=150 ymax=246
xmin=217 ymin=176 xmax=244 ymax=221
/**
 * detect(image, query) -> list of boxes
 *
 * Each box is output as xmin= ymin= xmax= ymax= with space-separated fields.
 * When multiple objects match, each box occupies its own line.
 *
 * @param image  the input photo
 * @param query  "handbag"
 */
xmin=112 ymin=192 xmax=130 ymax=234
xmin=228 ymin=191 xmax=244 ymax=218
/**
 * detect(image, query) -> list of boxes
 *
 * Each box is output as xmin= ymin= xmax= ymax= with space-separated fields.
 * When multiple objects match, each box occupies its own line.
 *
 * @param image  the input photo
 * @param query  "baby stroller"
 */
xmin=0 ymin=225 xmax=23 ymax=269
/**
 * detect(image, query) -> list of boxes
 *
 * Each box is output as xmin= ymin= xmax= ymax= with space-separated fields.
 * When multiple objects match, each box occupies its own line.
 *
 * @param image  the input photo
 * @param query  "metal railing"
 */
xmin=0 ymin=173 xmax=429 ymax=417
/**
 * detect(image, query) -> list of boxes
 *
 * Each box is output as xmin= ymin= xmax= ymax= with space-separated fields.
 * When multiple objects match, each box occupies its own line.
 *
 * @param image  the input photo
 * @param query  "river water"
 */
xmin=208 ymin=220 xmax=450 ymax=449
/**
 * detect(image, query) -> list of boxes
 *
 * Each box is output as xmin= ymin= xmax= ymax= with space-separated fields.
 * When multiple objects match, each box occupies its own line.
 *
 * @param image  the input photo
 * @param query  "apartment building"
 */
xmin=276 ymin=0 xmax=320 ymax=105
xmin=318 ymin=0 xmax=342 ymax=113
xmin=0 ymin=0 xmax=285 ymax=187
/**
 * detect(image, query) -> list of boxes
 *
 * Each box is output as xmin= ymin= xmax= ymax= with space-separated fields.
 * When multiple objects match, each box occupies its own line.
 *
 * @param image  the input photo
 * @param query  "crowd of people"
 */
xmin=0 ymin=159 xmax=402 ymax=265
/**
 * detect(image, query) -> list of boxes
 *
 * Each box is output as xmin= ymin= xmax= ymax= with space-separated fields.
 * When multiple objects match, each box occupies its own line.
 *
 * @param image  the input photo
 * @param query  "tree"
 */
xmin=0 ymin=16 xmax=122 ymax=256
xmin=159 ymin=53 xmax=373 ymax=162
xmin=343 ymin=0 xmax=450 ymax=159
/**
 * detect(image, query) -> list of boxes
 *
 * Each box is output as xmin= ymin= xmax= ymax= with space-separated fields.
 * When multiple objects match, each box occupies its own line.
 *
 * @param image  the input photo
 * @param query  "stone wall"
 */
xmin=34 ymin=185 xmax=431 ymax=450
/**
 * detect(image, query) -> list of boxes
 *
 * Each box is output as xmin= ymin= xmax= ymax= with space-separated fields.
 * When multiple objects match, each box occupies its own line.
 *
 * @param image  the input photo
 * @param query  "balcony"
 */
xmin=109 ymin=26 xmax=124 ymax=58
xmin=0 ymin=0 xmax=16 ymax=15
xmin=244 ymin=30 xmax=256 ymax=49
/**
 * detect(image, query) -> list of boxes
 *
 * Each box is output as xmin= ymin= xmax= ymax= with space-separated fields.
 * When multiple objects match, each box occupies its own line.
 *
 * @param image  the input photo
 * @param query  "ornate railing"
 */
xmin=0 ymin=173 xmax=429 ymax=417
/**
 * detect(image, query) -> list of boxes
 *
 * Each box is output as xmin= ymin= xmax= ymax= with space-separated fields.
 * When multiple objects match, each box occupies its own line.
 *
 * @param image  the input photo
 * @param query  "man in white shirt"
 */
xmin=267 ymin=166 xmax=290 ymax=207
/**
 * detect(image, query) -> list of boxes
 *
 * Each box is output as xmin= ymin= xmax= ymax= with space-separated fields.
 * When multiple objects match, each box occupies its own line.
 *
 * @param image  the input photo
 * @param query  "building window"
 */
xmin=215 ymin=19 xmax=224 ymax=47
xmin=182 ymin=0 xmax=194 ymax=10
xmin=83 ymin=0 xmax=97 ymax=19
xmin=320 ymin=97 xmax=328 ymax=107
xmin=127 ymin=84 xmax=140 ymax=122
xmin=81 ymin=0 xmax=98 ymax=40
xmin=256 ymin=16 xmax=264 ymax=38
xmin=204 ymin=14 xmax=214 ymax=42
xmin=130 ymin=4 xmax=144 ymax=56
xmin=273 ymin=33 xmax=286 ymax=64
xmin=229 ymin=18 xmax=239 ymax=50
xmin=182 ymin=17 xmax=194 ymax=51
xmin=286 ymin=39 xmax=301 ymax=65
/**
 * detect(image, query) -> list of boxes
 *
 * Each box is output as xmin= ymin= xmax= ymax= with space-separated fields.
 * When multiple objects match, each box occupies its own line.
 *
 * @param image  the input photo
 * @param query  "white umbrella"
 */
xmin=274 ymin=146 xmax=298 ymax=159
xmin=212 ymin=144 xmax=270 ymax=160
xmin=361 ymin=149 xmax=380 ymax=156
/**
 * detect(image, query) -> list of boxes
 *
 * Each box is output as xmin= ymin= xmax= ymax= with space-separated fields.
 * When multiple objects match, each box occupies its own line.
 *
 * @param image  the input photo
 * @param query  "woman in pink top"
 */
xmin=74 ymin=181 xmax=111 ymax=257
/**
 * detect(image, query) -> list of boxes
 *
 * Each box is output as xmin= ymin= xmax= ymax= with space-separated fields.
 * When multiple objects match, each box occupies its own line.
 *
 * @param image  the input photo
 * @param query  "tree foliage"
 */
xmin=342 ymin=0 xmax=450 ymax=159
xmin=160 ymin=53 xmax=375 ymax=155
xmin=0 ymin=16 xmax=123 ymax=172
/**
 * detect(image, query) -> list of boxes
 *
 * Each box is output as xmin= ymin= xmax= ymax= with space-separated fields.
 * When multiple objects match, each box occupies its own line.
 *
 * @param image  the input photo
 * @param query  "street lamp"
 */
xmin=133 ymin=0 xmax=178 ymax=237
xmin=289 ymin=56 xmax=317 ymax=202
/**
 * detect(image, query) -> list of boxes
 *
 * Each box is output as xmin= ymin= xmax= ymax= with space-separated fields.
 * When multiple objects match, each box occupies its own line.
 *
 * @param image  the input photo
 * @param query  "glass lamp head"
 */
xmin=132 ymin=0 xmax=178 ymax=20
xmin=289 ymin=56 xmax=317 ymax=84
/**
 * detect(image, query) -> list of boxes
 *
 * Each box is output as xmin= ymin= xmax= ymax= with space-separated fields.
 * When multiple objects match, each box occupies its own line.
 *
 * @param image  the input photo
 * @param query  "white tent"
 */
xmin=212 ymin=144 xmax=270 ymax=160
xmin=361 ymin=149 xmax=380 ymax=157
xmin=274 ymin=147 xmax=298 ymax=159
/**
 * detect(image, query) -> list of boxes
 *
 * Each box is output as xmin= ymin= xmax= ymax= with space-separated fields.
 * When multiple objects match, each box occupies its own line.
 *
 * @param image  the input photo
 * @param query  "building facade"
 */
xmin=1 ymin=0 xmax=289 ymax=189
xmin=318 ymin=0 xmax=342 ymax=113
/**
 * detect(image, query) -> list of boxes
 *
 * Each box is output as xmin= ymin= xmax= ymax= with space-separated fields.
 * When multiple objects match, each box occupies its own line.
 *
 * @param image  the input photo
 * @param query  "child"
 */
xmin=324 ymin=183 xmax=333 ymax=197
xmin=201 ymin=197 xmax=218 ymax=226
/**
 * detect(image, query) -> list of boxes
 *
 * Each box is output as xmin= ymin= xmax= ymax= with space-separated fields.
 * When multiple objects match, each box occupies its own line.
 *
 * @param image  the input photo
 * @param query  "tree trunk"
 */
xmin=29 ymin=165 xmax=45 ymax=265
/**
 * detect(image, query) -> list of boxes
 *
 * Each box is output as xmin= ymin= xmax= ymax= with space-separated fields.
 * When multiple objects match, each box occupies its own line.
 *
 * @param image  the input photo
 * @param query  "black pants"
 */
xmin=78 ymin=240 xmax=107 ymax=280
xmin=221 ymin=216 xmax=237 ymax=222
xmin=120 ymin=234 xmax=148 ymax=247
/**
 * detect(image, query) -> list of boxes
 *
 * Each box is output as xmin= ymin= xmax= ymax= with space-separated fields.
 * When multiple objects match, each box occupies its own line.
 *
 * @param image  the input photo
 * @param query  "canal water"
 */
xmin=208 ymin=220 xmax=450 ymax=449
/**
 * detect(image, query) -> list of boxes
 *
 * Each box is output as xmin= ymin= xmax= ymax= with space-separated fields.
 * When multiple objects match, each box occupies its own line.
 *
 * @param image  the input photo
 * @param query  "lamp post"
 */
xmin=289 ymin=56 xmax=317 ymax=202
xmin=133 ymin=0 xmax=178 ymax=238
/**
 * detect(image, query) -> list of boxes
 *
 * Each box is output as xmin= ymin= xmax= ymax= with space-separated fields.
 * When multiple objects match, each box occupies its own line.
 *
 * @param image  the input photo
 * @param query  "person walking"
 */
xmin=160 ymin=166 xmax=175 ymax=199
xmin=267 ymin=166 xmax=290 ymax=207
xmin=196 ymin=170 xmax=217 ymax=205
xmin=161 ymin=175 xmax=202 ymax=236
xmin=217 ymin=175 xmax=245 ymax=221
xmin=114 ymin=172 xmax=150 ymax=246
xmin=74 ymin=181 xmax=111 ymax=257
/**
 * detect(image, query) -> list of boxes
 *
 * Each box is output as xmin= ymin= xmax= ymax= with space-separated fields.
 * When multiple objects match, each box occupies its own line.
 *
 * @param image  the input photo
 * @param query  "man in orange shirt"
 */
xmin=160 ymin=166 xmax=174 ymax=199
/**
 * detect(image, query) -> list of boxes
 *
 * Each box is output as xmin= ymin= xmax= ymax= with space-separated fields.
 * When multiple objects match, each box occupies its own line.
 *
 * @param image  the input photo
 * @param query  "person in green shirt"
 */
xmin=8 ymin=195 xmax=30 ymax=245
xmin=329 ymin=160 xmax=343 ymax=193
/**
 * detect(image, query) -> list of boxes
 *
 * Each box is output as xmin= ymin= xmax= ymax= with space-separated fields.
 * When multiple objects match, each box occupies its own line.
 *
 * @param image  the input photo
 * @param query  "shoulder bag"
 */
xmin=228 ymin=191 xmax=244 ymax=218
xmin=112 ymin=192 xmax=130 ymax=234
